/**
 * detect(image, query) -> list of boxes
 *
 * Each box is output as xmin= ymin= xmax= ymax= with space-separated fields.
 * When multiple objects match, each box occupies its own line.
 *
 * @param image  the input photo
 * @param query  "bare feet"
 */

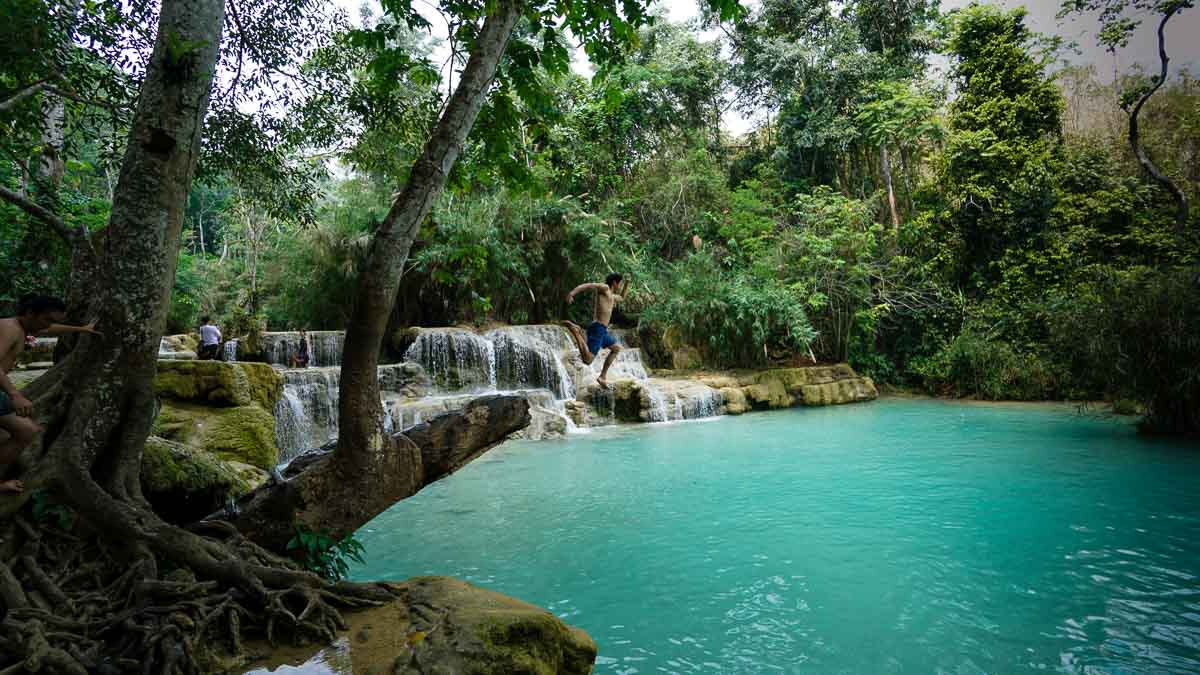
xmin=597 ymin=377 xmax=609 ymax=390
xmin=0 ymin=480 xmax=23 ymax=494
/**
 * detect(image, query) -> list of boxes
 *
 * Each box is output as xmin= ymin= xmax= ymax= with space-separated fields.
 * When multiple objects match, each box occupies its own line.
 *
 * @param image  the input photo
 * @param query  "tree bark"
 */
xmin=880 ymin=144 xmax=900 ymax=231
xmin=6 ymin=0 xmax=225 ymax=515
xmin=334 ymin=0 xmax=522 ymax=478
xmin=1130 ymin=6 xmax=1191 ymax=230
xmin=222 ymin=395 xmax=531 ymax=551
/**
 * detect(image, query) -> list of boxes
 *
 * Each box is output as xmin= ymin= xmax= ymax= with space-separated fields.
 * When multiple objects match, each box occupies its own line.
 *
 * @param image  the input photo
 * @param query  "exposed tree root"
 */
xmin=0 ymin=504 xmax=398 ymax=674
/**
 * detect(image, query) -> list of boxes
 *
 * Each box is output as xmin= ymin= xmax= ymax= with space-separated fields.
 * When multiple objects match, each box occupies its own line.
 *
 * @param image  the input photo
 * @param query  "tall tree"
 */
xmin=939 ymin=3 xmax=1064 ymax=288
xmin=1059 ymin=0 xmax=1194 ymax=228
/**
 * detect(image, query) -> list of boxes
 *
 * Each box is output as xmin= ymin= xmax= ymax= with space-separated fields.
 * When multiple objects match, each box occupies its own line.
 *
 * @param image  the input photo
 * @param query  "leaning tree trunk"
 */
xmin=1129 ymin=5 xmax=1191 ymax=230
xmin=223 ymin=0 xmax=524 ymax=546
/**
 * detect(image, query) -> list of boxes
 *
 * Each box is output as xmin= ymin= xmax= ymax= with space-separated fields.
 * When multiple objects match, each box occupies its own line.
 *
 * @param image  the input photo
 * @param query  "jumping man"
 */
xmin=563 ymin=273 xmax=628 ymax=389
xmin=0 ymin=295 xmax=102 ymax=494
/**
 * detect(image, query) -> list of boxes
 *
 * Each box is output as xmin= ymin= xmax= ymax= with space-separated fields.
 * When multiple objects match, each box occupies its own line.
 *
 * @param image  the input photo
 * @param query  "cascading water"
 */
xmin=223 ymin=340 xmax=238 ymax=362
xmin=404 ymin=329 xmax=497 ymax=392
xmin=485 ymin=329 xmax=575 ymax=400
xmin=273 ymin=364 xmax=422 ymax=461
xmin=262 ymin=331 xmax=345 ymax=367
xmin=644 ymin=384 xmax=671 ymax=423
xmin=268 ymin=324 xmax=726 ymax=454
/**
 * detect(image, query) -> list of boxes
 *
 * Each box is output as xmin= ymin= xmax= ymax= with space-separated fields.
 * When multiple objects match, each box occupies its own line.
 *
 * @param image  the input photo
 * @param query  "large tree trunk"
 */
xmin=1130 ymin=6 xmax=1191 ymax=230
xmin=305 ymin=0 xmax=521 ymax=529
xmin=13 ymin=0 xmax=225 ymax=511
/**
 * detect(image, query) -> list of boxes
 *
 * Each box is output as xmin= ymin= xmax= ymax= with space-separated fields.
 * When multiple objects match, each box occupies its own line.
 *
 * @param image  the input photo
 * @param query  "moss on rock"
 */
xmin=141 ymin=436 xmax=265 ymax=524
xmin=154 ymin=401 xmax=279 ymax=470
xmin=155 ymin=360 xmax=282 ymax=409
xmin=244 ymin=576 xmax=596 ymax=675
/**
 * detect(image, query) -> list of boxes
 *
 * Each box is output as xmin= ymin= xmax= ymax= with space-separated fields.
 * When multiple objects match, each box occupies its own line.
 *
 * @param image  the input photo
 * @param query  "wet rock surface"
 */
xmin=241 ymin=577 xmax=596 ymax=675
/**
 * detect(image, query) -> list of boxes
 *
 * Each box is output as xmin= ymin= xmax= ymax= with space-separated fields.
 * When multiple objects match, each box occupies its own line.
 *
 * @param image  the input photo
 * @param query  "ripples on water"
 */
xmin=352 ymin=399 xmax=1200 ymax=673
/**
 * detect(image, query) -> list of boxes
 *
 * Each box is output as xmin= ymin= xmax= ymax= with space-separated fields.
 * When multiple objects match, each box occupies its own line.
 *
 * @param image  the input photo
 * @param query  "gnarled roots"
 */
xmin=0 ymin=510 xmax=395 ymax=674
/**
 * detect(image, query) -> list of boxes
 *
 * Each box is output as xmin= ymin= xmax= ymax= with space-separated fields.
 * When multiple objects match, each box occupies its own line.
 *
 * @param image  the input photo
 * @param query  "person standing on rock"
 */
xmin=198 ymin=316 xmax=221 ymax=360
xmin=0 ymin=295 xmax=102 ymax=494
xmin=291 ymin=329 xmax=310 ymax=368
xmin=562 ymin=273 xmax=628 ymax=390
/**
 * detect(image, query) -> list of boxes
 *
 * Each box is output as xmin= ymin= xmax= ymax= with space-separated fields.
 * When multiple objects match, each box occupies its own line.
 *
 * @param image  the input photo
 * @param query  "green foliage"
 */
xmin=911 ymin=330 xmax=1062 ymax=401
xmin=641 ymin=252 xmax=816 ymax=367
xmin=1050 ymin=265 xmax=1200 ymax=434
xmin=167 ymin=253 xmax=204 ymax=334
xmin=31 ymin=489 xmax=76 ymax=531
xmin=935 ymin=3 xmax=1066 ymax=291
xmin=286 ymin=524 xmax=367 ymax=582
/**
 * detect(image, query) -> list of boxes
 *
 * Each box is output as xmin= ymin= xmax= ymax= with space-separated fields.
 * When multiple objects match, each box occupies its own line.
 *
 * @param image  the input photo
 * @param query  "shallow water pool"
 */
xmin=351 ymin=398 xmax=1200 ymax=673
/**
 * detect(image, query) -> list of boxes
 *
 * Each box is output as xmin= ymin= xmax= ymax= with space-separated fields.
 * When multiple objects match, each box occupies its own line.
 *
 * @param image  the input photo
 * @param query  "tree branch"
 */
xmin=1129 ymin=4 xmax=1191 ymax=229
xmin=0 ymin=185 xmax=85 ymax=243
xmin=43 ymin=85 xmax=123 ymax=113
xmin=0 ymin=81 xmax=48 ymax=112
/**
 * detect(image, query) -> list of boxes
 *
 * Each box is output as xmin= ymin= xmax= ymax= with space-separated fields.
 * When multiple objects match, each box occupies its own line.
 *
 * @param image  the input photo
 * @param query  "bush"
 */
xmin=1050 ymin=266 xmax=1200 ymax=434
xmin=640 ymin=252 xmax=816 ymax=368
xmin=912 ymin=330 xmax=1061 ymax=400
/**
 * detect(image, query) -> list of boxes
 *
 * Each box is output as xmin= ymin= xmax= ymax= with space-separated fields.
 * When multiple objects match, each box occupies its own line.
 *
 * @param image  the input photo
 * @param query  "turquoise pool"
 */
xmin=351 ymin=398 xmax=1200 ymax=673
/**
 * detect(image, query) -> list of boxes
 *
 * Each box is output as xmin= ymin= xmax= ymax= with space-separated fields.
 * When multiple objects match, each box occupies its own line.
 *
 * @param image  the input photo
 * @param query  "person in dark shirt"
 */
xmin=291 ymin=329 xmax=310 ymax=368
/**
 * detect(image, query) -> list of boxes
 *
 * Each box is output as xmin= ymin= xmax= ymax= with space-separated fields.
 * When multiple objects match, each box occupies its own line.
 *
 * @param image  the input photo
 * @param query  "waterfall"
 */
xmin=223 ymin=340 xmax=238 ymax=362
xmin=262 ymin=331 xmax=345 ymax=367
xmin=404 ymin=329 xmax=497 ymax=392
xmin=267 ymin=324 xmax=691 ymax=451
xmin=486 ymin=329 xmax=575 ymax=400
xmin=273 ymin=364 xmax=420 ymax=461
xmin=588 ymin=347 xmax=650 ymax=381
xmin=643 ymin=384 xmax=670 ymax=423
xmin=273 ymin=387 xmax=313 ymax=463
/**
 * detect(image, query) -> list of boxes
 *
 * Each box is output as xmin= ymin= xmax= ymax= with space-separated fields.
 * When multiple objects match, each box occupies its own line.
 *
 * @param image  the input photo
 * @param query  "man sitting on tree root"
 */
xmin=562 ymin=273 xmax=628 ymax=389
xmin=0 ymin=294 xmax=102 ymax=494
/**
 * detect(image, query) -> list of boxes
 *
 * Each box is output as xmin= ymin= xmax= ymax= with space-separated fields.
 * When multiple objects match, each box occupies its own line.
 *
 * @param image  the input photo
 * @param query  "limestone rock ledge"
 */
xmin=238 ymin=577 xmax=597 ymax=675
xmin=704 ymin=364 xmax=879 ymax=413
xmin=581 ymin=363 xmax=877 ymax=423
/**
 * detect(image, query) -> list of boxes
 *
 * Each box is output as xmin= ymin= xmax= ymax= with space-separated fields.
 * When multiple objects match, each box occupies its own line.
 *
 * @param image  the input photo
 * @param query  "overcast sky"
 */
xmin=337 ymin=0 xmax=1200 ymax=135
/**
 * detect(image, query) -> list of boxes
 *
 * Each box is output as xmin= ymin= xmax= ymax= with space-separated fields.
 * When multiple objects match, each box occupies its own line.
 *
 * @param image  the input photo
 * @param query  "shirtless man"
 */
xmin=562 ymin=273 xmax=628 ymax=389
xmin=0 ymin=295 xmax=101 ymax=493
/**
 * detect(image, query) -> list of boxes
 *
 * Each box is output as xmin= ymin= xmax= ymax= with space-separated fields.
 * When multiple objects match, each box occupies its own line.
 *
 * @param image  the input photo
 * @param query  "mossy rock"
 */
xmin=721 ymin=387 xmax=750 ymax=415
xmin=154 ymin=401 xmax=279 ymax=470
xmin=243 ymin=577 xmax=596 ymax=675
xmin=163 ymin=333 xmax=200 ymax=353
xmin=155 ymin=360 xmax=282 ymax=409
xmin=141 ymin=436 xmax=265 ymax=524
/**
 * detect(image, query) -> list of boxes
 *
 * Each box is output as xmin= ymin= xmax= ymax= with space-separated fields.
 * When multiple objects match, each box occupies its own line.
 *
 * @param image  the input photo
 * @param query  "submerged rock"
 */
xmin=241 ymin=577 xmax=596 ymax=675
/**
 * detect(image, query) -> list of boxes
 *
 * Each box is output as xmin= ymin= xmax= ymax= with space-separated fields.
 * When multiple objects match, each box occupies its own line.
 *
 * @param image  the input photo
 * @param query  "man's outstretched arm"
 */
xmin=566 ymin=283 xmax=604 ymax=302
xmin=39 ymin=321 xmax=103 ymax=337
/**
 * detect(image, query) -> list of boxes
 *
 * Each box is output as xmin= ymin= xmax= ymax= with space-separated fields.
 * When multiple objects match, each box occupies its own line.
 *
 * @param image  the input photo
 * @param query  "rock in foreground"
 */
xmin=242 ymin=577 xmax=597 ymax=675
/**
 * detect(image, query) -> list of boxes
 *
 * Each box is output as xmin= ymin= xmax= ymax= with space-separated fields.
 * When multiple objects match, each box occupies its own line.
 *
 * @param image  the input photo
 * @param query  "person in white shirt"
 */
xmin=198 ymin=316 xmax=222 ymax=360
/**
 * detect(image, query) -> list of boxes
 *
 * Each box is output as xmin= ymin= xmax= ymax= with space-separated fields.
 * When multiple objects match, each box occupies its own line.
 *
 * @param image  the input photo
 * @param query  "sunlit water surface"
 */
xmin=351 ymin=399 xmax=1200 ymax=673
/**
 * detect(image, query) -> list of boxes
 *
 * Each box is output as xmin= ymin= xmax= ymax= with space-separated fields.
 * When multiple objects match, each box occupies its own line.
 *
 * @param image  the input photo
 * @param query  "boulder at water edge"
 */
xmin=242 ymin=576 xmax=597 ymax=675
